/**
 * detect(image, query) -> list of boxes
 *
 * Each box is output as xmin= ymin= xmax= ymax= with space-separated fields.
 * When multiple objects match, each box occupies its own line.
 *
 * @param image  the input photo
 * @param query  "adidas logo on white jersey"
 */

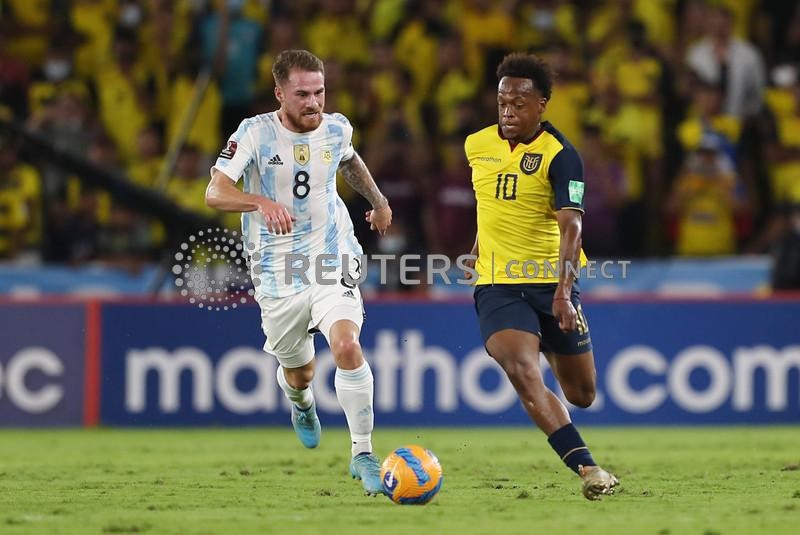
xmin=342 ymin=289 xmax=355 ymax=299
xmin=267 ymin=155 xmax=283 ymax=165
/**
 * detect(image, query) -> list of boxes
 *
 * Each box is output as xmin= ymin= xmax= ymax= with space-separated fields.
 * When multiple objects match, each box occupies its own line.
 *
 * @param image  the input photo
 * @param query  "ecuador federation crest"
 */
xmin=520 ymin=153 xmax=542 ymax=175
xmin=294 ymin=144 xmax=310 ymax=166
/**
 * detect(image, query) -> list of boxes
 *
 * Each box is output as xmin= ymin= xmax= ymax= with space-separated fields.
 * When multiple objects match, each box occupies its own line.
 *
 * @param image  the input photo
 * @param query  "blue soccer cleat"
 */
xmin=349 ymin=452 xmax=384 ymax=495
xmin=291 ymin=401 xmax=321 ymax=449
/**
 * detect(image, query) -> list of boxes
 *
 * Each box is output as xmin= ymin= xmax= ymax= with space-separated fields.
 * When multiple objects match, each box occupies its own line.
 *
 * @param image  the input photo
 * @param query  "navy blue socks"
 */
xmin=547 ymin=423 xmax=596 ymax=474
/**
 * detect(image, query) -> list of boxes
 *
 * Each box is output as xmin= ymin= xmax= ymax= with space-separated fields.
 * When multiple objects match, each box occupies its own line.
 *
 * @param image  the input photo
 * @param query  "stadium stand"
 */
xmin=0 ymin=0 xmax=798 ymax=291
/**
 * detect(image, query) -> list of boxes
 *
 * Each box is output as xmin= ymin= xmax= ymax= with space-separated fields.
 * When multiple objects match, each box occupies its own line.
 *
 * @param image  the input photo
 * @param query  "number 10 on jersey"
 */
xmin=495 ymin=173 xmax=518 ymax=200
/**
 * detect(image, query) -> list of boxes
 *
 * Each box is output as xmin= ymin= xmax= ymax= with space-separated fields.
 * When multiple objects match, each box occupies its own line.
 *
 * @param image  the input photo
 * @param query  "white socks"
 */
xmin=335 ymin=362 xmax=374 ymax=457
xmin=276 ymin=366 xmax=314 ymax=410
xmin=277 ymin=362 xmax=374 ymax=457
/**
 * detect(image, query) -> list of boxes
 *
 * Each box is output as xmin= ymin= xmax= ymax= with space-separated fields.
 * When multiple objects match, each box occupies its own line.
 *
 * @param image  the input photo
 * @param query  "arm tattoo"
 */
xmin=339 ymin=152 xmax=388 ymax=209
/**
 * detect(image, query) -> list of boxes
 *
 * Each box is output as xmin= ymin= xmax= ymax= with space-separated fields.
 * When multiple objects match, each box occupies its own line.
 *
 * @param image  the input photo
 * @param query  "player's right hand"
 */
xmin=462 ymin=255 xmax=476 ymax=280
xmin=553 ymin=298 xmax=578 ymax=333
xmin=258 ymin=198 xmax=295 ymax=235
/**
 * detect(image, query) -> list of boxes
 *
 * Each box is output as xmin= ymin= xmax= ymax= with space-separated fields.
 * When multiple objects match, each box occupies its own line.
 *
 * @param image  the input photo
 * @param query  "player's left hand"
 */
xmin=553 ymin=297 xmax=577 ymax=333
xmin=366 ymin=204 xmax=392 ymax=235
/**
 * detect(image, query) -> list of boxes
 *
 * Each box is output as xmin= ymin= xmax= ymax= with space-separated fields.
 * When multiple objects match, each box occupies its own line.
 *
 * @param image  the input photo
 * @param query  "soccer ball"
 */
xmin=380 ymin=445 xmax=443 ymax=505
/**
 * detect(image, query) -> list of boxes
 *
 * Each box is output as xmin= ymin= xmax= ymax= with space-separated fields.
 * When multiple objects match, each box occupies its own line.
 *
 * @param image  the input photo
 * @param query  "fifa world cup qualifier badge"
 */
xmin=520 ymin=153 xmax=542 ymax=174
xmin=219 ymin=140 xmax=237 ymax=160
xmin=568 ymin=180 xmax=585 ymax=203
xmin=567 ymin=180 xmax=584 ymax=204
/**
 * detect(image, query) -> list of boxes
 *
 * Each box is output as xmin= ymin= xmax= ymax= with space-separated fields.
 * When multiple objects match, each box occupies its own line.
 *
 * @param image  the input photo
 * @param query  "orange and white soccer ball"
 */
xmin=380 ymin=445 xmax=443 ymax=504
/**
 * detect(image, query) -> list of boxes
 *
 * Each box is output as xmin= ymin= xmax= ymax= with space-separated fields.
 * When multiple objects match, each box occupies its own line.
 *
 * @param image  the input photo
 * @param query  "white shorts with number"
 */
xmin=256 ymin=279 xmax=364 ymax=369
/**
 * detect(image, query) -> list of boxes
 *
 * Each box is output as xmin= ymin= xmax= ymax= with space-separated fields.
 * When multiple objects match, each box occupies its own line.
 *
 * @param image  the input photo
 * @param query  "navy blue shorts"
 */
xmin=474 ymin=283 xmax=592 ymax=355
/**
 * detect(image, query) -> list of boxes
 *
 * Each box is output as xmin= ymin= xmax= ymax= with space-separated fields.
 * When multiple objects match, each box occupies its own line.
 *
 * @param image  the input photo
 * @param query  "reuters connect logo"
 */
xmin=172 ymin=227 xmax=259 ymax=311
xmin=172 ymin=228 xmax=634 ymax=311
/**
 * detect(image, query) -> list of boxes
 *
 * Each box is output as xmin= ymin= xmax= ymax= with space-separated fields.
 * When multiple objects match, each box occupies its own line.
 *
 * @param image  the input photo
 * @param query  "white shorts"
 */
xmin=256 ymin=281 xmax=365 ymax=369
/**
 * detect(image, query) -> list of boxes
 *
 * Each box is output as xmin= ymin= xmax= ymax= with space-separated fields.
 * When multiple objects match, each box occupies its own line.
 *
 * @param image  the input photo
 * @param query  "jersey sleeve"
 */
xmin=549 ymin=145 xmax=585 ymax=212
xmin=210 ymin=120 xmax=256 ymax=182
xmin=463 ymin=135 xmax=475 ymax=168
xmin=331 ymin=112 xmax=355 ymax=161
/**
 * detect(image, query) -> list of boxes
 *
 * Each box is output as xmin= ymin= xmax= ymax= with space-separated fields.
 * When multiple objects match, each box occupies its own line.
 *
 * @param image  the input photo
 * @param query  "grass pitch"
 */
xmin=0 ymin=427 xmax=798 ymax=534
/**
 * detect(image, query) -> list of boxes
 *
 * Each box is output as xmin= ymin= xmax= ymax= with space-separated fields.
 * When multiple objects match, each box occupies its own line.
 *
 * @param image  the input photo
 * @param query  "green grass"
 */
xmin=0 ymin=427 xmax=798 ymax=534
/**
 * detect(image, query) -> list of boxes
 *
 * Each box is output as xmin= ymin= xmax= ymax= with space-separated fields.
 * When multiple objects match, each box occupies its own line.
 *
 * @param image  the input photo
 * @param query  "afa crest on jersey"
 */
xmin=520 ymin=152 xmax=542 ymax=174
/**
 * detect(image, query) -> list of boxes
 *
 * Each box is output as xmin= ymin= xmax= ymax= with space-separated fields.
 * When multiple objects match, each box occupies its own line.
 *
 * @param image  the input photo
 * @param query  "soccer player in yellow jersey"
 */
xmin=464 ymin=53 xmax=618 ymax=500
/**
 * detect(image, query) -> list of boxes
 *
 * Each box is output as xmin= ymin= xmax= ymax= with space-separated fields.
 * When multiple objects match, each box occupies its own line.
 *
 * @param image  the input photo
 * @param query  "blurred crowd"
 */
xmin=0 ymin=0 xmax=799 ymax=285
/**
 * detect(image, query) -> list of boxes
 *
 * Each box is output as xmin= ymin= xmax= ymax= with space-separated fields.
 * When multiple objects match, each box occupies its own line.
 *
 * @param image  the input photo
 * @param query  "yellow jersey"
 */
xmin=674 ymin=172 xmax=736 ymax=256
xmin=465 ymin=122 xmax=587 ymax=285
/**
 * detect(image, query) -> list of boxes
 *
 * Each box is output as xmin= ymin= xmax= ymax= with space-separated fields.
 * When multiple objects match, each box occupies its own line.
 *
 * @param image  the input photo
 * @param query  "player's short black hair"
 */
xmin=272 ymin=49 xmax=324 ymax=86
xmin=496 ymin=53 xmax=554 ymax=100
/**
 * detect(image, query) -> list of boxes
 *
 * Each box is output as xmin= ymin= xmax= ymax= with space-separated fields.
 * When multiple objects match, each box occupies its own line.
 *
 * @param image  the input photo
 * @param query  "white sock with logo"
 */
xmin=276 ymin=365 xmax=314 ymax=410
xmin=335 ymin=362 xmax=374 ymax=457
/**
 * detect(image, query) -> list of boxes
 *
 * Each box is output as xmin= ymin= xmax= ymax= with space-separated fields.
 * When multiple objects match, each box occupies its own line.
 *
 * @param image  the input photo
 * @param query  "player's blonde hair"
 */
xmin=272 ymin=49 xmax=324 ymax=86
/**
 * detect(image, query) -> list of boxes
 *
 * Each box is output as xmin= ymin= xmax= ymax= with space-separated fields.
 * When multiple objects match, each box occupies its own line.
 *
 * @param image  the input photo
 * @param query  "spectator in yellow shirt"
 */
xmin=760 ymin=68 xmax=800 ymax=240
xmin=127 ymin=124 xmax=164 ymax=189
xmin=305 ymin=0 xmax=371 ymax=65
xmin=432 ymin=35 xmax=478 ymax=136
xmin=0 ymin=137 xmax=42 ymax=259
xmin=677 ymin=78 xmax=741 ymax=162
xmin=166 ymin=145 xmax=216 ymax=217
xmin=666 ymin=135 xmax=746 ymax=256
xmin=515 ymin=0 xmax=581 ymax=50
xmin=1 ymin=0 xmax=52 ymax=67
xmin=26 ymin=91 xmax=94 ymax=202
xmin=614 ymin=21 xmax=664 ymax=160
xmin=456 ymin=0 xmax=514 ymax=79
xmin=543 ymin=42 xmax=590 ymax=149
xmin=69 ymin=0 xmax=117 ymax=77
xmin=393 ymin=2 xmax=447 ymax=101
xmin=166 ymin=58 xmax=222 ymax=158
xmin=94 ymin=28 xmax=155 ymax=164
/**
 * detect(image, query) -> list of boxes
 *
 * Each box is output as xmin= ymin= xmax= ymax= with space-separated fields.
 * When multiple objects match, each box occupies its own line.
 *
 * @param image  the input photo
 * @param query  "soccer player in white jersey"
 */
xmin=205 ymin=50 xmax=392 ymax=495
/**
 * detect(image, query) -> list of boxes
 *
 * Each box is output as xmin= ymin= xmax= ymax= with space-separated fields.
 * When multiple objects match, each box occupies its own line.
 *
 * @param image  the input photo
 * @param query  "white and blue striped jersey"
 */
xmin=211 ymin=111 xmax=363 ymax=298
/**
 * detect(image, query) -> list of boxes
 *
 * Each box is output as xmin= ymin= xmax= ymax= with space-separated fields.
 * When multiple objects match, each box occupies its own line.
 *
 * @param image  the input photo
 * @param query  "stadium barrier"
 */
xmin=1 ymin=297 xmax=798 ymax=427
